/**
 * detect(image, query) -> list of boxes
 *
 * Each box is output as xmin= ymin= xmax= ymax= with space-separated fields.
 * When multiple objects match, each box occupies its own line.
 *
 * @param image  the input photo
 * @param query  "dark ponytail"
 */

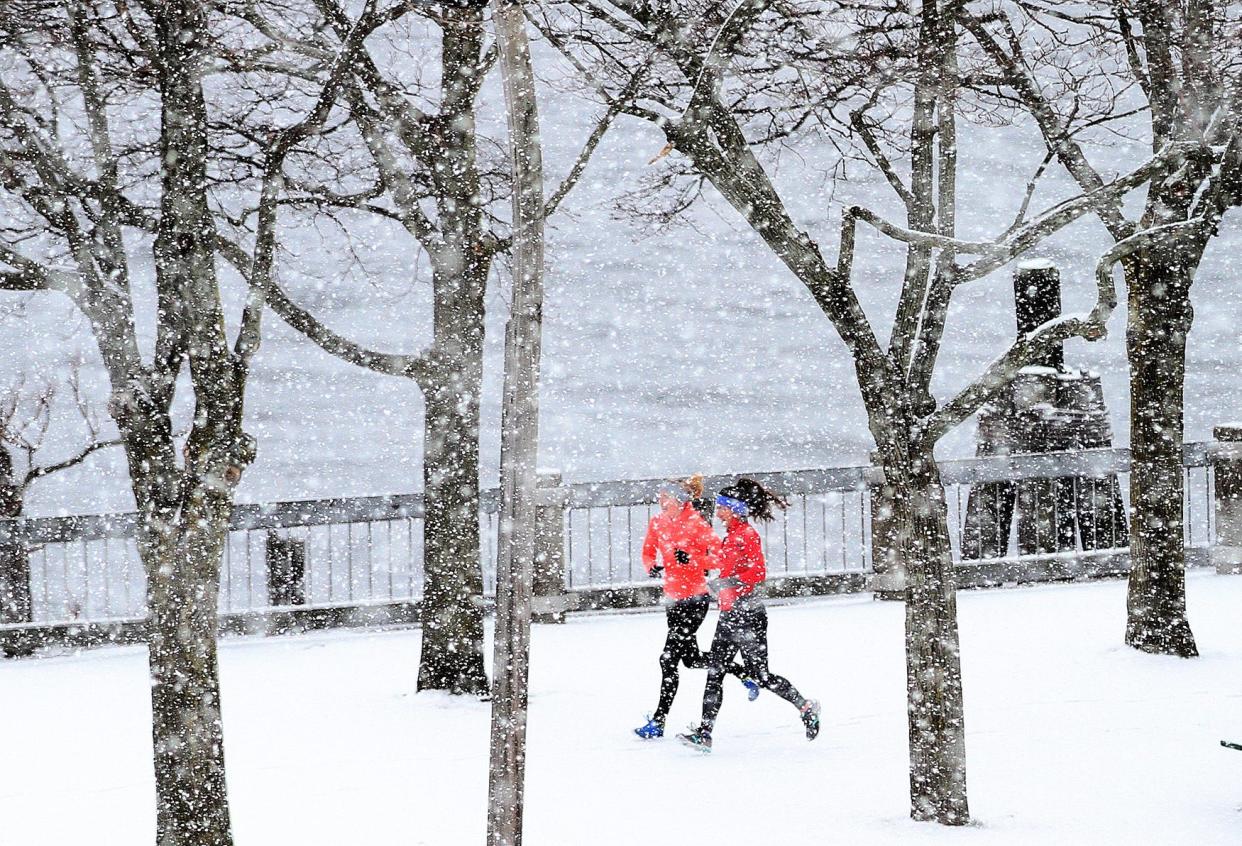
xmin=719 ymin=477 xmax=788 ymax=522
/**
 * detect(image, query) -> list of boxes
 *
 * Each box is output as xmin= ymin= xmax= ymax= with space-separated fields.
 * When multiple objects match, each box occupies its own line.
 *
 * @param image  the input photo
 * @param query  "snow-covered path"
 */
xmin=2 ymin=572 xmax=1239 ymax=845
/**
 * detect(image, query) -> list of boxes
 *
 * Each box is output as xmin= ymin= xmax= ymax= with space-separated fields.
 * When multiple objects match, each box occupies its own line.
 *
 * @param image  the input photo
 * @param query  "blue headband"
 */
xmin=716 ymin=494 xmax=749 ymax=517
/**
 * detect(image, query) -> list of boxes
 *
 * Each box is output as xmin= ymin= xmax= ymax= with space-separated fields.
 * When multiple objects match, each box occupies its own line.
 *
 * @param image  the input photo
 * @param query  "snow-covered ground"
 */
xmin=2 ymin=571 xmax=1239 ymax=845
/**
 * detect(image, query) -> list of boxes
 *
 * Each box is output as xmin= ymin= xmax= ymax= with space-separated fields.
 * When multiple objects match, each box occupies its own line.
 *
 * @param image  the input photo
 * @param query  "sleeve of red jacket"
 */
xmin=734 ymin=529 xmax=766 ymax=592
xmin=641 ymin=519 xmax=659 ymax=573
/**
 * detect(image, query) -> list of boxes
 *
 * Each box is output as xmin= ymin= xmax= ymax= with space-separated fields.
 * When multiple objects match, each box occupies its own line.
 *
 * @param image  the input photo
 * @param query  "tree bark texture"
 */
xmin=875 ymin=430 xmax=970 ymax=825
xmin=0 ymin=454 xmax=31 ymax=631
xmin=1125 ymin=249 xmax=1198 ymax=657
xmin=418 ymin=315 xmax=488 ymax=694
xmin=416 ymin=3 xmax=492 ymax=696
xmin=143 ymin=2 xmax=250 ymax=841
xmin=487 ymin=1 xmax=545 ymax=842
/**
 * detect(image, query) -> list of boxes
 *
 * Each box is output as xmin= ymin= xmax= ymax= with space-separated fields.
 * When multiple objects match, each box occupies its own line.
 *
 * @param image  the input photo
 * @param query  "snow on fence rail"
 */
xmin=0 ymin=442 xmax=1231 ymax=647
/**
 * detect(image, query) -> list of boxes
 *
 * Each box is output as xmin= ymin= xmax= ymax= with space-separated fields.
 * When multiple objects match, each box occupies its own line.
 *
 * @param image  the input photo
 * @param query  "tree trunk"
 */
xmin=413 ymin=2 xmax=494 ymax=696
xmin=417 ymin=315 xmax=489 ymax=694
xmin=0 ymin=454 xmax=31 ymax=630
xmin=886 ymin=443 xmax=970 ymax=825
xmin=487 ymin=1 xmax=545 ymax=841
xmin=1125 ymin=250 xmax=1198 ymax=656
xmin=143 ymin=2 xmax=243 ymax=841
xmin=144 ymin=490 xmax=233 ymax=846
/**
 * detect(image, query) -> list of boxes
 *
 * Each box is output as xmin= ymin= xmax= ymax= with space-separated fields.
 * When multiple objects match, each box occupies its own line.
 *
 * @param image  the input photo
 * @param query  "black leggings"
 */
xmin=652 ymin=595 xmax=746 ymax=725
xmin=700 ymin=602 xmax=804 ymax=732
xmin=652 ymin=595 xmax=710 ymax=725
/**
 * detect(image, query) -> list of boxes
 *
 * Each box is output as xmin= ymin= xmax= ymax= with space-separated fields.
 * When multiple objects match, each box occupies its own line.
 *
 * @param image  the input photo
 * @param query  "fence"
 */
xmin=0 ymin=441 xmax=1235 ymax=652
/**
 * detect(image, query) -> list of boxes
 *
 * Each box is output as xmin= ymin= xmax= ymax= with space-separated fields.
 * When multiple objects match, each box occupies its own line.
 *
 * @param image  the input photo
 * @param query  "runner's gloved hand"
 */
xmin=673 ymin=549 xmax=690 ymax=565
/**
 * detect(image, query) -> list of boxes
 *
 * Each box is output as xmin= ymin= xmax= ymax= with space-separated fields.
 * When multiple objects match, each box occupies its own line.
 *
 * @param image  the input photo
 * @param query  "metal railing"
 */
xmin=0 ymin=442 xmax=1226 ymax=637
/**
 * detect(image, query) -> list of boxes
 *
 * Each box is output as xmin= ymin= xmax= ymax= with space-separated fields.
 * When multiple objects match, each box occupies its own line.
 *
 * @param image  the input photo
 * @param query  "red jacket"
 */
xmin=642 ymin=502 xmax=720 ymax=600
xmin=715 ymin=517 xmax=766 ymax=612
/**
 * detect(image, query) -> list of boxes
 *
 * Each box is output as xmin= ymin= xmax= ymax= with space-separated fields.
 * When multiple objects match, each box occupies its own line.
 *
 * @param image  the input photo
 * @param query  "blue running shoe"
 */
xmin=634 ymin=716 xmax=664 ymax=740
xmin=743 ymin=678 xmax=760 ymax=702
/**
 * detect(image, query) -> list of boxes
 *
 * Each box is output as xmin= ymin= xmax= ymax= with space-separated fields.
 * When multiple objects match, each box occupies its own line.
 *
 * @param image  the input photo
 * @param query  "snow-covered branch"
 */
xmin=919 ymin=217 xmax=1208 ymax=444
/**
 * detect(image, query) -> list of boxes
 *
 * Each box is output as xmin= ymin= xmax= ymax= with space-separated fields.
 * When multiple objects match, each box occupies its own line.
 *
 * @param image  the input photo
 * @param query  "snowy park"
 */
xmin=3 ymin=1 xmax=1242 ymax=845
xmin=3 ymin=573 xmax=1240 ymax=845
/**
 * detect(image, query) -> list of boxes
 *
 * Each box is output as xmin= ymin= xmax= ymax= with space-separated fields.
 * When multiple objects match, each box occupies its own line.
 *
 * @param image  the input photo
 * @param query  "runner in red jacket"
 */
xmin=677 ymin=478 xmax=821 ymax=752
xmin=634 ymin=475 xmax=752 ymax=740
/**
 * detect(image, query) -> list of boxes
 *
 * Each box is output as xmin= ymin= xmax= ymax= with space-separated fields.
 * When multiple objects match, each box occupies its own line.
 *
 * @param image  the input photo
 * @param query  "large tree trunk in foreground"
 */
xmin=143 ymin=2 xmax=245 ymax=841
xmin=1125 ymin=250 xmax=1198 ymax=657
xmin=418 ymin=293 xmax=489 ymax=694
xmin=144 ymin=494 xmax=234 ymax=846
xmin=887 ymin=443 xmax=970 ymax=825
xmin=415 ymin=3 xmax=492 ymax=696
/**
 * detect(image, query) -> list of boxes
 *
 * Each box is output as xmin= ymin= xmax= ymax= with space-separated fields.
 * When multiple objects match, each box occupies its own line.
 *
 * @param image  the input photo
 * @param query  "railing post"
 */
xmin=266 ymin=531 xmax=307 ymax=607
xmin=532 ymin=471 xmax=576 ymax=623
xmin=868 ymin=456 xmax=905 ymax=601
xmin=1212 ymin=426 xmax=1242 ymax=575
xmin=0 ymin=520 xmax=32 ymax=627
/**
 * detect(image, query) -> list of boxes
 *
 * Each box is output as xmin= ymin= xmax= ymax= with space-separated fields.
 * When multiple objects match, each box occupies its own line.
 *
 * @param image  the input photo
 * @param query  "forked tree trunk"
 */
xmin=143 ymin=2 xmax=243 ymax=841
xmin=1125 ymin=250 xmax=1198 ymax=657
xmin=886 ymin=443 xmax=970 ymax=825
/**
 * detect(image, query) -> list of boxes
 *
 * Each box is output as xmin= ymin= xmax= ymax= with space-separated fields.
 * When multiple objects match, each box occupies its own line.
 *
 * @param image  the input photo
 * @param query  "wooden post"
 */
xmin=532 ymin=471 xmax=575 ymax=624
xmin=960 ymin=406 xmax=1017 ymax=560
xmin=487 ymin=4 xmax=544 ymax=845
xmin=265 ymin=532 xmax=306 ymax=607
xmin=1212 ymin=425 xmax=1242 ymax=575
xmin=1013 ymin=259 xmax=1064 ymax=371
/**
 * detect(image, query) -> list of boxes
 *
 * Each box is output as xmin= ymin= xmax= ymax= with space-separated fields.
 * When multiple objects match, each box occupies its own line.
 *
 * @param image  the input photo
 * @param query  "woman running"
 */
xmin=677 ymin=478 xmax=820 ymax=752
xmin=634 ymin=475 xmax=756 ymax=740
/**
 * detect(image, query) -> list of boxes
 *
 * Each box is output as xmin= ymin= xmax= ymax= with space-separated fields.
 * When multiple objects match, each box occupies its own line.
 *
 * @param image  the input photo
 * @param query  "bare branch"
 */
xmin=213 ymin=235 xmax=431 ymax=385
xmin=850 ymin=106 xmax=916 ymax=213
xmin=0 ymin=242 xmax=78 ymax=293
xmin=235 ymin=0 xmax=380 ymax=368
xmin=544 ymin=57 xmax=651 ymax=219
xmin=22 ymin=438 xmax=119 ymax=490
xmin=684 ymin=0 xmax=774 ymax=119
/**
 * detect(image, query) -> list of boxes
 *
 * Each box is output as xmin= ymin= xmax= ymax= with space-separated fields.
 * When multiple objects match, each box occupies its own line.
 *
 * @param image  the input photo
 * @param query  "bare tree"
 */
xmin=211 ymin=0 xmax=624 ymax=694
xmin=959 ymin=0 xmax=1242 ymax=657
xmin=0 ymin=360 xmax=117 ymax=635
xmin=536 ymin=0 xmax=1172 ymax=823
xmin=0 ymin=1 xmax=359 ymax=840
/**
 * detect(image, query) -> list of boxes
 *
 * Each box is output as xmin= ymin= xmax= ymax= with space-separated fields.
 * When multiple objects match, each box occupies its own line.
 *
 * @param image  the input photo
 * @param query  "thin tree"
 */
xmin=486 ymin=4 xmax=546 ymax=843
